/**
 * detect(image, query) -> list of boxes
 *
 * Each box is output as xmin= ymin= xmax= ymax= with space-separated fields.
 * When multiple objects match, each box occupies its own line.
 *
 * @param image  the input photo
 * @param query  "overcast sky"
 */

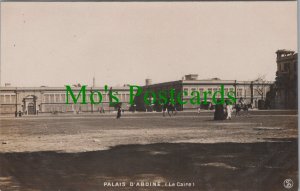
xmin=1 ymin=2 xmax=297 ymax=87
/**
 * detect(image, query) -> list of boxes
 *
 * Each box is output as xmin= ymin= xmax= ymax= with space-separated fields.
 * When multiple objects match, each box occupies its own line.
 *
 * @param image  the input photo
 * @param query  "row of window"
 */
xmin=43 ymin=93 xmax=131 ymax=103
xmin=183 ymin=88 xmax=236 ymax=96
xmin=0 ymin=86 xmax=268 ymax=104
xmin=182 ymin=87 xmax=263 ymax=97
xmin=0 ymin=95 xmax=16 ymax=104
xmin=0 ymin=93 xmax=131 ymax=104
xmin=41 ymin=104 xmax=123 ymax=113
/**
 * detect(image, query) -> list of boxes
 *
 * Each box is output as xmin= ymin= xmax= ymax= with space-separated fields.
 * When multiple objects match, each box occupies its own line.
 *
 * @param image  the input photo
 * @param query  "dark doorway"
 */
xmin=27 ymin=103 xmax=35 ymax=115
xmin=23 ymin=95 xmax=37 ymax=115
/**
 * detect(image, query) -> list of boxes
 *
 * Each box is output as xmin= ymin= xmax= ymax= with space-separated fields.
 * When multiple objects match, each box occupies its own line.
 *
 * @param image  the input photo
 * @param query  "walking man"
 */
xmin=226 ymin=100 xmax=233 ymax=120
xmin=116 ymin=106 xmax=122 ymax=119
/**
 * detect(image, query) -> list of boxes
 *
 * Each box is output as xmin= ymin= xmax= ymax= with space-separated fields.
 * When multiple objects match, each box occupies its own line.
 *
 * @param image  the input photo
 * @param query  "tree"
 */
xmin=253 ymin=74 xmax=268 ymax=100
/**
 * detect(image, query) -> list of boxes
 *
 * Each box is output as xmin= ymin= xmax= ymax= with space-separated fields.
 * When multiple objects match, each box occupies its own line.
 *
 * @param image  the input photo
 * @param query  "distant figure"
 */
xmin=15 ymin=111 xmax=18 ymax=118
xmin=166 ymin=102 xmax=177 ymax=117
xmin=238 ymin=97 xmax=245 ymax=107
xmin=235 ymin=104 xmax=241 ymax=116
xmin=18 ymin=111 xmax=22 ymax=117
xmin=162 ymin=103 xmax=167 ymax=117
xmin=197 ymin=106 xmax=201 ymax=114
xmin=226 ymin=101 xmax=233 ymax=120
xmin=235 ymin=98 xmax=249 ymax=117
xmin=167 ymin=103 xmax=173 ymax=117
xmin=116 ymin=106 xmax=122 ymax=119
xmin=209 ymin=102 xmax=213 ymax=110
xmin=249 ymin=103 xmax=253 ymax=109
xmin=214 ymin=102 xmax=225 ymax=120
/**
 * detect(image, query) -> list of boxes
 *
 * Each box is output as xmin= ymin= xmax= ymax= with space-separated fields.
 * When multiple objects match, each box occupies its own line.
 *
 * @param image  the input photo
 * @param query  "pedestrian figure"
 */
xmin=15 ymin=111 xmax=18 ymax=118
xmin=238 ymin=97 xmax=245 ymax=107
xmin=243 ymin=104 xmax=249 ymax=116
xmin=116 ymin=106 xmax=121 ymax=119
xmin=18 ymin=111 xmax=22 ymax=117
xmin=214 ymin=101 xmax=225 ymax=120
xmin=167 ymin=103 xmax=172 ymax=117
xmin=226 ymin=101 xmax=233 ymax=120
xmin=209 ymin=102 xmax=213 ymax=110
xmin=173 ymin=105 xmax=177 ymax=116
xmin=235 ymin=104 xmax=241 ymax=116
xmin=235 ymin=97 xmax=249 ymax=117
xmin=162 ymin=103 xmax=167 ymax=117
xmin=167 ymin=102 xmax=177 ymax=117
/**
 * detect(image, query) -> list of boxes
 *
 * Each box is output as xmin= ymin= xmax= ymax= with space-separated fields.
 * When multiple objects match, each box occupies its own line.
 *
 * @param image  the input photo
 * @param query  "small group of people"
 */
xmin=162 ymin=102 xmax=177 ymax=117
xmin=214 ymin=97 xmax=250 ymax=120
xmin=214 ymin=100 xmax=233 ymax=120
xmin=15 ymin=111 xmax=23 ymax=118
xmin=235 ymin=97 xmax=251 ymax=116
xmin=99 ymin=107 xmax=105 ymax=113
xmin=114 ymin=97 xmax=250 ymax=120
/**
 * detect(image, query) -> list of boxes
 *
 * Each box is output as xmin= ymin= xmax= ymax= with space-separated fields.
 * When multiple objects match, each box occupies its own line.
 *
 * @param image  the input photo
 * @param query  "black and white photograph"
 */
xmin=0 ymin=1 xmax=298 ymax=190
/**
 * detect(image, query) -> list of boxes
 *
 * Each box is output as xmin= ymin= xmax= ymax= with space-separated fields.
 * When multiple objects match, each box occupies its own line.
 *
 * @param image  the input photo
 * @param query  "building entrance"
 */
xmin=23 ymin=95 xmax=37 ymax=115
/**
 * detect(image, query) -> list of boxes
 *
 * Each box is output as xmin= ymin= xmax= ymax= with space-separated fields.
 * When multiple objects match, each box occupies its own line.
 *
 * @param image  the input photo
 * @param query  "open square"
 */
xmin=0 ymin=110 xmax=297 ymax=191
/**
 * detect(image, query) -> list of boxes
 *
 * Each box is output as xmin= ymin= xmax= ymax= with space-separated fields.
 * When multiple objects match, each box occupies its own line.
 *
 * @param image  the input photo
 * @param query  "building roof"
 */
xmin=0 ymin=86 xmax=131 ymax=91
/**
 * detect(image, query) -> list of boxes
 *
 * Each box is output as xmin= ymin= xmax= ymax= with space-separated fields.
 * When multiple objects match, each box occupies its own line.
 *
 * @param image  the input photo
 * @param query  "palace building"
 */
xmin=135 ymin=75 xmax=272 ymax=111
xmin=0 ymin=75 xmax=273 ymax=115
xmin=0 ymin=86 xmax=132 ymax=115
xmin=2 ymin=49 xmax=297 ymax=115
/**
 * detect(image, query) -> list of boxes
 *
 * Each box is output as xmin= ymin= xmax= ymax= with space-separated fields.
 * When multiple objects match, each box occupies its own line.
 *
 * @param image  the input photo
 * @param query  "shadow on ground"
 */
xmin=0 ymin=139 xmax=298 ymax=191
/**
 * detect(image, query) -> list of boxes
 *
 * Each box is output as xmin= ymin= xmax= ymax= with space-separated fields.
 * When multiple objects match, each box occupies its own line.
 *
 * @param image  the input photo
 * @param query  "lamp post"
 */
xmin=15 ymin=88 xmax=18 ymax=116
xmin=90 ymin=87 xmax=93 ymax=113
xmin=234 ymin=80 xmax=237 ymax=106
xmin=250 ymin=81 xmax=254 ymax=105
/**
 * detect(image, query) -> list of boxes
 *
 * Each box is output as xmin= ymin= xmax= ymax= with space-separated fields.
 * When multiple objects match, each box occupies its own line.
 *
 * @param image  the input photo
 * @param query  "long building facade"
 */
xmin=0 ymin=76 xmax=273 ymax=115
xmin=1 ymin=49 xmax=296 ymax=115
xmin=0 ymin=86 xmax=132 ymax=115
xmin=135 ymin=75 xmax=272 ymax=111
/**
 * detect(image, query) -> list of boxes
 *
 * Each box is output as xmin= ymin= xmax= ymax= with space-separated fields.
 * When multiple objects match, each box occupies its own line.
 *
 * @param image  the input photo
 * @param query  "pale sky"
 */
xmin=1 ymin=2 xmax=297 ymax=87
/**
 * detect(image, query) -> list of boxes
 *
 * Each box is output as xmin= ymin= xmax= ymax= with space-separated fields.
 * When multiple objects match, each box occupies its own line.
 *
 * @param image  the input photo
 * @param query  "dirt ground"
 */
xmin=0 ymin=110 xmax=298 ymax=191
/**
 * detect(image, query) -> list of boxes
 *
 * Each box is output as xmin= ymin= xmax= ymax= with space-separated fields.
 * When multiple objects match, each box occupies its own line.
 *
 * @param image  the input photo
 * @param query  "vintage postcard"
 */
xmin=0 ymin=1 xmax=298 ymax=191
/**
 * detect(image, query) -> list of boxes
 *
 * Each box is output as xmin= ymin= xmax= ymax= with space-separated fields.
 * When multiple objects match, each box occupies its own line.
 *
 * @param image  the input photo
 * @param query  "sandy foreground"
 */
xmin=0 ymin=110 xmax=298 ymax=191
xmin=0 ymin=111 xmax=297 ymax=153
